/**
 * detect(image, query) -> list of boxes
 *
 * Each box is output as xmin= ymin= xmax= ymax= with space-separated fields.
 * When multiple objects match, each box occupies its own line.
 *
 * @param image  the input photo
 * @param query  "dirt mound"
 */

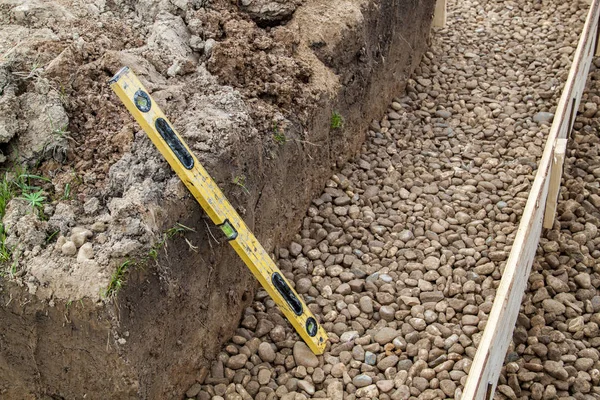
xmin=0 ymin=0 xmax=435 ymax=397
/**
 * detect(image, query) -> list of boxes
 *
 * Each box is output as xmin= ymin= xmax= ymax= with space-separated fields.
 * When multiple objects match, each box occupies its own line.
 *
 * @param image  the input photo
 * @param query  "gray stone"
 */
xmin=269 ymin=325 xmax=286 ymax=342
xmin=61 ymin=240 xmax=77 ymax=256
xmin=293 ymin=342 xmax=319 ymax=368
xmin=420 ymin=291 xmax=444 ymax=303
xmin=376 ymin=379 xmax=394 ymax=393
xmin=365 ymin=351 xmax=377 ymax=365
xmin=466 ymin=79 xmax=478 ymax=89
xmin=359 ymin=296 xmax=373 ymax=313
xmin=76 ymin=242 xmax=94 ymax=262
xmin=340 ymin=331 xmax=359 ymax=342
xmin=379 ymin=305 xmax=396 ymax=321
xmin=186 ymin=383 xmax=201 ymax=398
xmin=258 ymin=368 xmax=271 ymax=385
xmin=226 ymin=354 xmax=248 ymax=370
xmin=533 ymin=112 xmax=554 ymax=124
xmin=542 ymin=299 xmax=566 ymax=314
xmin=312 ymin=367 xmax=325 ymax=383
xmin=70 ymin=227 xmax=92 ymax=248
xmin=547 ymin=275 xmax=569 ymax=293
xmin=377 ymin=355 xmax=399 ymax=370
xmin=295 ymin=278 xmax=312 ymax=294
xmin=255 ymin=318 xmax=274 ymax=337
xmin=435 ymin=110 xmax=452 ymax=119
xmin=543 ymin=360 xmax=568 ymax=380
xmin=327 ymin=381 xmax=344 ymax=400
xmin=440 ymin=379 xmax=456 ymax=397
xmin=258 ymin=342 xmax=276 ymax=362
xmin=422 ymin=256 xmax=440 ymax=270
xmin=574 ymin=273 xmax=591 ymax=289
xmin=374 ymin=327 xmax=398 ymax=345
xmin=352 ymin=374 xmax=373 ymax=388
xmin=297 ymin=380 xmax=315 ymax=395
xmin=356 ymin=384 xmax=379 ymax=398
xmin=474 ymin=262 xmax=495 ymax=275
xmin=289 ymin=242 xmax=302 ymax=256
xmin=397 ymin=359 xmax=413 ymax=371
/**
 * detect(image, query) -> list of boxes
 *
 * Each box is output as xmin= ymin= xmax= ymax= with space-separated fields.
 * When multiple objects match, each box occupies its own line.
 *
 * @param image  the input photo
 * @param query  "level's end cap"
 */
xmin=109 ymin=66 xmax=129 ymax=84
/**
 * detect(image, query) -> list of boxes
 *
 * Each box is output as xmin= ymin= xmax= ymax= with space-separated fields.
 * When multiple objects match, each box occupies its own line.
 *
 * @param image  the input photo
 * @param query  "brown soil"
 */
xmin=0 ymin=0 xmax=435 ymax=398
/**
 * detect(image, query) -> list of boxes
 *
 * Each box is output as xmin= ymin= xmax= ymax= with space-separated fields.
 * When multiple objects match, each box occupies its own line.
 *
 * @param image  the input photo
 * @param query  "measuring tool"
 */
xmin=109 ymin=67 xmax=328 ymax=355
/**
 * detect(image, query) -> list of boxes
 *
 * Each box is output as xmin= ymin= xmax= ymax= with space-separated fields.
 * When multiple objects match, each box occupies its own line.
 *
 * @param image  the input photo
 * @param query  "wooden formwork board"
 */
xmin=461 ymin=1 xmax=600 ymax=399
xmin=543 ymin=139 xmax=568 ymax=229
xmin=433 ymin=0 xmax=446 ymax=28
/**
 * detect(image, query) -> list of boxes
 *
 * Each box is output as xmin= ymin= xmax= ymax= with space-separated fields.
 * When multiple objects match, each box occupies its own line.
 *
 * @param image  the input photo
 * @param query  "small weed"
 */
xmin=273 ymin=122 xmax=287 ymax=145
xmin=71 ymin=169 xmax=83 ymax=185
xmin=165 ymin=222 xmax=195 ymax=239
xmin=148 ymin=247 xmax=158 ymax=260
xmin=232 ymin=175 xmax=250 ymax=195
xmin=101 ymin=223 xmax=195 ymax=298
xmin=0 ymin=236 xmax=10 ymax=263
xmin=0 ymin=241 xmax=11 ymax=263
xmin=103 ymin=260 xmax=132 ymax=298
xmin=0 ymin=167 xmax=50 ymax=266
xmin=19 ymin=190 xmax=46 ymax=211
xmin=273 ymin=131 xmax=287 ymax=145
xmin=58 ymin=83 xmax=69 ymax=106
xmin=52 ymin=124 xmax=72 ymax=141
xmin=12 ymin=59 xmax=43 ymax=80
xmin=55 ymin=170 xmax=83 ymax=202
xmin=0 ymin=177 xmax=13 ymax=219
xmin=48 ymin=113 xmax=72 ymax=142
xmin=146 ymin=223 xmax=195 ymax=261
xmin=46 ymin=115 xmax=73 ymax=162
xmin=45 ymin=230 xmax=60 ymax=243
xmin=62 ymin=183 xmax=71 ymax=200
xmin=330 ymin=111 xmax=344 ymax=129
xmin=9 ymin=260 xmax=17 ymax=278
xmin=7 ymin=247 xmax=20 ymax=278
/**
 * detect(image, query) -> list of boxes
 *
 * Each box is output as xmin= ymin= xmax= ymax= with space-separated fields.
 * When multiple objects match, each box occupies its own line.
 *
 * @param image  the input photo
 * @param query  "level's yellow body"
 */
xmin=110 ymin=67 xmax=327 ymax=354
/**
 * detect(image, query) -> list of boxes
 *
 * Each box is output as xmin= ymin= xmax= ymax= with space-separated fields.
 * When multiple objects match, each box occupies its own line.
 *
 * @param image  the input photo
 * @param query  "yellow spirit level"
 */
xmin=109 ymin=67 xmax=328 ymax=355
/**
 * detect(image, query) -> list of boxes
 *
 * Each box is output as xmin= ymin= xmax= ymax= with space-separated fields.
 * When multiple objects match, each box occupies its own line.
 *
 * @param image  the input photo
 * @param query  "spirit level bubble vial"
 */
xmin=109 ymin=67 xmax=328 ymax=355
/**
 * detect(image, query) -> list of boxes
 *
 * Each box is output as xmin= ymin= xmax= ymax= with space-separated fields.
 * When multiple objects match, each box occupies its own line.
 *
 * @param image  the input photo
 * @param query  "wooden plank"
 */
xmin=543 ymin=139 xmax=568 ymax=229
xmin=433 ymin=0 xmax=446 ymax=28
xmin=596 ymin=10 xmax=600 ymax=55
xmin=461 ymin=1 xmax=600 ymax=399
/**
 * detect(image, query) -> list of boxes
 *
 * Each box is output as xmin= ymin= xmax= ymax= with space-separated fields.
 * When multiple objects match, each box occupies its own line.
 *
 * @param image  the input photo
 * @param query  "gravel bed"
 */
xmin=496 ymin=24 xmax=600 ymax=400
xmin=184 ymin=1 xmax=595 ymax=399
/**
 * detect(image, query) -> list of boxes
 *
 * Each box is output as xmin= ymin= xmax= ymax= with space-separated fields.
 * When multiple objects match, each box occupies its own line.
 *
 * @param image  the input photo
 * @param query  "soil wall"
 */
xmin=0 ymin=0 xmax=435 ymax=398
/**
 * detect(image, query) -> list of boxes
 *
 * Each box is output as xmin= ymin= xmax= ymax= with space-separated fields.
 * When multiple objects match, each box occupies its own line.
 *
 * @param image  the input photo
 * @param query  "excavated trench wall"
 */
xmin=0 ymin=0 xmax=435 ymax=398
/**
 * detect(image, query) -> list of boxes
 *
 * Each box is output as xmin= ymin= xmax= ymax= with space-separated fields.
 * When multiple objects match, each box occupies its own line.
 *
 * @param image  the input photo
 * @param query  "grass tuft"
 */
xmin=103 ymin=260 xmax=131 ymax=298
xmin=232 ymin=175 xmax=250 ymax=195
xmin=101 ymin=223 xmax=195 ymax=297
xmin=0 ymin=167 xmax=50 ymax=272
xmin=273 ymin=122 xmax=287 ymax=145
xmin=330 ymin=111 xmax=344 ymax=129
